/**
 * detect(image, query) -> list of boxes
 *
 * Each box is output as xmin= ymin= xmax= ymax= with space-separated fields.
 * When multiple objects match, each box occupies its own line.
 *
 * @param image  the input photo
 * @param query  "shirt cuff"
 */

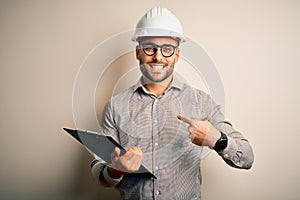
xmin=102 ymin=165 xmax=123 ymax=186
xmin=220 ymin=136 xmax=238 ymax=159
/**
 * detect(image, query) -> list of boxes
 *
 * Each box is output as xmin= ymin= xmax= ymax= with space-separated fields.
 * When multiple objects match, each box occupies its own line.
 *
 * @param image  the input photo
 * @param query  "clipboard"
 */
xmin=63 ymin=128 xmax=156 ymax=179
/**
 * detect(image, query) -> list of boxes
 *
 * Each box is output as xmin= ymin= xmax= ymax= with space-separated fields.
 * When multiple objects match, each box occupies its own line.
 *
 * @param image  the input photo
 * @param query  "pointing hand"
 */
xmin=177 ymin=114 xmax=221 ymax=148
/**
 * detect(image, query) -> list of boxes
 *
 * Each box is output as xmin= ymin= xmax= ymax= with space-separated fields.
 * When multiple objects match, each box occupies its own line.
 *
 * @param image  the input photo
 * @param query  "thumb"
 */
xmin=177 ymin=114 xmax=193 ymax=125
xmin=111 ymin=147 xmax=121 ymax=158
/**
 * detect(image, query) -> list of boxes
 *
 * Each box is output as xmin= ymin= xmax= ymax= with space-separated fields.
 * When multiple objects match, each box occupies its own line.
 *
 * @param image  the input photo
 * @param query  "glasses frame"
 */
xmin=139 ymin=42 xmax=178 ymax=58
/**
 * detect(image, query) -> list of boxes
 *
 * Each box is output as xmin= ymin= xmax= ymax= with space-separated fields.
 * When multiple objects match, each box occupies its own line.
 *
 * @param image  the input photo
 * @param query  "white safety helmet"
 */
xmin=132 ymin=7 xmax=186 ymax=43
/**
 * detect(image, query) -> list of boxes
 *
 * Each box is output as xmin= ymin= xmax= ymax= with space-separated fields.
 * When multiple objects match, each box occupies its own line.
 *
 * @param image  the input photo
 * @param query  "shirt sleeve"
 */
xmin=201 ymin=92 xmax=254 ymax=169
xmin=90 ymin=101 xmax=123 ymax=187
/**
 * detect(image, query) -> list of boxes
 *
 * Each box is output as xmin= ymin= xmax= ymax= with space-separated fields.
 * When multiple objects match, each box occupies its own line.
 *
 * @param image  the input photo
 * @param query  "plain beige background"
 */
xmin=1 ymin=0 xmax=299 ymax=200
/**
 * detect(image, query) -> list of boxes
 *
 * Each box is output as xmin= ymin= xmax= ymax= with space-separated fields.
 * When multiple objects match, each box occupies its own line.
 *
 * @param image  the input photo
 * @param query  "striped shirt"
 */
xmin=91 ymin=76 xmax=254 ymax=200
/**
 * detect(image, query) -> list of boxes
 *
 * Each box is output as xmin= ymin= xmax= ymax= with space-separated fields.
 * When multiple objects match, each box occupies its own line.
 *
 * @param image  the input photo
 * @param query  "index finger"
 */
xmin=177 ymin=114 xmax=193 ymax=125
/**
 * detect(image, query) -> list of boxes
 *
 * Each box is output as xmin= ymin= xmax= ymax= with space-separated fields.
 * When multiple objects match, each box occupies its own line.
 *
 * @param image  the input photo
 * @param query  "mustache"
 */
xmin=147 ymin=62 xmax=167 ymax=65
xmin=139 ymin=61 xmax=168 ymax=67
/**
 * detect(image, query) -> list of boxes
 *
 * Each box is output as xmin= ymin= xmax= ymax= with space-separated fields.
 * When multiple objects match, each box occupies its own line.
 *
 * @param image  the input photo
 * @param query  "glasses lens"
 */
xmin=161 ymin=45 xmax=175 ymax=57
xmin=143 ymin=44 xmax=156 ymax=56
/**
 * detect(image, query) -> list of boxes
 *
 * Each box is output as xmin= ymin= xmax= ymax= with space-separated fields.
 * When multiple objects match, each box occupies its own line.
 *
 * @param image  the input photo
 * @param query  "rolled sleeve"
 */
xmin=91 ymin=160 xmax=123 ymax=187
xmin=221 ymin=136 xmax=254 ymax=169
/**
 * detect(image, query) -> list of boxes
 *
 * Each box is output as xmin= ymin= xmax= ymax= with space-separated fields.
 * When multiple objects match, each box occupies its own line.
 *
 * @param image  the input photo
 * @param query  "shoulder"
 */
xmin=102 ymin=85 xmax=137 ymax=119
xmin=112 ymin=84 xmax=136 ymax=99
xmin=179 ymin=82 xmax=211 ymax=101
xmin=108 ymin=85 xmax=137 ymax=106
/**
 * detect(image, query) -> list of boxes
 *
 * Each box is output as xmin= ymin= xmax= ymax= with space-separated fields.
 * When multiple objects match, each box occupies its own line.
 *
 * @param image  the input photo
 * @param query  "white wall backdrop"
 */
xmin=0 ymin=1 xmax=299 ymax=200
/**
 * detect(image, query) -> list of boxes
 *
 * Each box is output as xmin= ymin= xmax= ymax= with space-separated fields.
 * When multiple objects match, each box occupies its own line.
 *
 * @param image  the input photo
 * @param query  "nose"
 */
xmin=152 ymin=48 xmax=164 ymax=61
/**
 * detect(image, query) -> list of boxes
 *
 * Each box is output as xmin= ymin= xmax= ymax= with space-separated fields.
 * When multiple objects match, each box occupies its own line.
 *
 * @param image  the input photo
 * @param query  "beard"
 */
xmin=139 ymin=60 xmax=175 ymax=84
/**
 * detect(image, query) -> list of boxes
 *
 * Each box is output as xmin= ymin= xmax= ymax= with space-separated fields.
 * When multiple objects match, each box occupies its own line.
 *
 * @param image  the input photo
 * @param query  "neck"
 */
xmin=142 ymin=76 xmax=173 ymax=97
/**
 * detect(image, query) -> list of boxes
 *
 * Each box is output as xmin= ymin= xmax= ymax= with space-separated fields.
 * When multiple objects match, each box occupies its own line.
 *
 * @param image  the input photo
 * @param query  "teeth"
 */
xmin=152 ymin=65 xmax=164 ymax=70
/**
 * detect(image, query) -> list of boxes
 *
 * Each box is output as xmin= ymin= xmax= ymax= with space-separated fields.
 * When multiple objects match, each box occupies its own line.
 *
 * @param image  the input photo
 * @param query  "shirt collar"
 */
xmin=133 ymin=75 xmax=184 ymax=93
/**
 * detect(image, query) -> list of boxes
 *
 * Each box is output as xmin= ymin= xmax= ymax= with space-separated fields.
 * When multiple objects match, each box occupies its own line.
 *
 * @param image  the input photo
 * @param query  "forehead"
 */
xmin=138 ymin=37 xmax=179 ymax=46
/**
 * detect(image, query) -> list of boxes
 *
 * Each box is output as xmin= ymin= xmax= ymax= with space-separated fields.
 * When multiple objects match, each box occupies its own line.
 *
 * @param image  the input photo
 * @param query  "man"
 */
xmin=91 ymin=7 xmax=254 ymax=200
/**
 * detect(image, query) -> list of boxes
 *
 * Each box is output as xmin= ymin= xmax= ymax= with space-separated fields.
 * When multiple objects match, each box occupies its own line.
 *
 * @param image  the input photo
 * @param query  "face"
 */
xmin=136 ymin=37 xmax=180 ymax=84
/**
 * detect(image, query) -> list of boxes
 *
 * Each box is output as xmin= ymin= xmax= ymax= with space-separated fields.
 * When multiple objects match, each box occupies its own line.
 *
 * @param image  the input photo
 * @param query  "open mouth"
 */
xmin=148 ymin=63 xmax=166 ymax=71
xmin=151 ymin=65 xmax=164 ymax=70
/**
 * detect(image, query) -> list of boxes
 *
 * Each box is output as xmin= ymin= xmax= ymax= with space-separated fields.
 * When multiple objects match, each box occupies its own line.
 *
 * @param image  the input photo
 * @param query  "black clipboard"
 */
xmin=63 ymin=128 xmax=156 ymax=179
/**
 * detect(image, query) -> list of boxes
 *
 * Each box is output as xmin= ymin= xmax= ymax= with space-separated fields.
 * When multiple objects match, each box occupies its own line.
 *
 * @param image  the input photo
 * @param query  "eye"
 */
xmin=162 ymin=46 xmax=174 ymax=53
xmin=143 ymin=45 xmax=155 ymax=52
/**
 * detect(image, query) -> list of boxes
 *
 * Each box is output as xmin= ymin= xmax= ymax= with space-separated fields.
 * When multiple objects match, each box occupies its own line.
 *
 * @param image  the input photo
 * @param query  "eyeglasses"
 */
xmin=140 ymin=43 xmax=178 ymax=58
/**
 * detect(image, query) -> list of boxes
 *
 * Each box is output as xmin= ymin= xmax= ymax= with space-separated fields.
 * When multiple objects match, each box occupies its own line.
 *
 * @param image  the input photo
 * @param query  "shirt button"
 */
xmin=156 ymin=190 xmax=160 ymax=195
xmin=154 ymin=120 xmax=158 ymax=123
xmin=155 ymin=166 xmax=159 ymax=171
xmin=224 ymin=154 xmax=229 ymax=158
xmin=154 ymin=142 xmax=158 ymax=146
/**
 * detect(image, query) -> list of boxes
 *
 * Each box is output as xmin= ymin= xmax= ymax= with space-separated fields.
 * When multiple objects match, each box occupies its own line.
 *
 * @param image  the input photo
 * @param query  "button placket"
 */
xmin=152 ymin=98 xmax=161 ymax=198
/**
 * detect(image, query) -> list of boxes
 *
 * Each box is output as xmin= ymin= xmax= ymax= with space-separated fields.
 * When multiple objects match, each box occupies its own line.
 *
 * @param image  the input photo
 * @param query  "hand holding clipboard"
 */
xmin=63 ymin=128 xmax=156 ymax=178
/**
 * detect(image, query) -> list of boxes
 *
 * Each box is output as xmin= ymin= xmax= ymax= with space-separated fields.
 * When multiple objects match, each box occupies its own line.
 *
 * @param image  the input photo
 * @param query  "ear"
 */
xmin=136 ymin=45 xmax=141 ymax=60
xmin=174 ymin=48 xmax=180 ymax=63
